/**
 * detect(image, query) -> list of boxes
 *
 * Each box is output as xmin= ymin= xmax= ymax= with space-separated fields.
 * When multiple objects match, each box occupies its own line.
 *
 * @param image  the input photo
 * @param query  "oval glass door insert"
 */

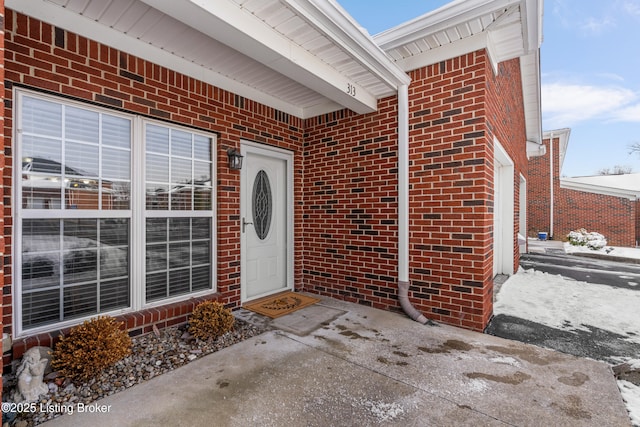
xmin=252 ymin=170 xmax=272 ymax=240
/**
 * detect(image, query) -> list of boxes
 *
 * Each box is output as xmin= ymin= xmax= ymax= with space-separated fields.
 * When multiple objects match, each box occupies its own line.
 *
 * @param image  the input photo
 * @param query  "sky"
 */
xmin=338 ymin=0 xmax=640 ymax=177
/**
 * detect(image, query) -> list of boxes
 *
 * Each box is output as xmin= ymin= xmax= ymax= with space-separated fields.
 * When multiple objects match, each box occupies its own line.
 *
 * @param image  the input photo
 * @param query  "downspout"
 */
xmin=549 ymin=133 xmax=554 ymax=239
xmin=397 ymin=83 xmax=428 ymax=324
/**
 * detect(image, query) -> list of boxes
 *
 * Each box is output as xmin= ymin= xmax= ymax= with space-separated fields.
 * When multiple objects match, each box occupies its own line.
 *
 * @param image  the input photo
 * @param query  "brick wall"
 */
xmin=3 ymin=10 xmax=304 ymax=366
xmin=528 ymin=135 xmax=638 ymax=247
xmin=0 ymin=0 xmax=5 ymax=395
xmin=303 ymin=51 xmax=529 ymax=332
xmin=303 ymin=102 xmax=400 ymax=309
xmin=527 ymin=139 xmax=551 ymax=236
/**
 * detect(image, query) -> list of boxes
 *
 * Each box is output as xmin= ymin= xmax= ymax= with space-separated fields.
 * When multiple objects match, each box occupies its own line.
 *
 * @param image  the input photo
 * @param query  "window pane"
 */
xmin=171 ymin=188 xmax=192 ymax=210
xmin=22 ymin=220 xmax=61 ymax=291
xmin=146 ymin=218 xmax=167 ymax=243
xmin=147 ymin=125 xmax=169 ymax=154
xmin=146 ymin=154 xmax=169 ymax=183
xmin=64 ymin=283 xmax=97 ymax=319
xmin=146 ymin=272 xmax=167 ymax=302
xmin=169 ymin=269 xmax=190 ymax=296
xmin=65 ymin=142 xmax=98 ymax=177
xmin=169 ymin=218 xmax=190 ymax=241
xmin=146 ymin=244 xmax=166 ymax=272
xmin=103 ymin=148 xmax=130 ymax=180
xmin=171 ymin=158 xmax=192 ymax=185
xmin=65 ymin=178 xmax=101 ymax=210
xmin=22 ymin=136 xmax=62 ymax=171
xmin=23 ymin=96 xmax=62 ymax=137
xmin=171 ymin=130 xmax=192 ymax=157
xmin=100 ymin=219 xmax=129 ymax=246
xmin=103 ymin=114 xmax=131 ymax=149
xmin=66 ymin=106 xmax=99 ymax=143
xmin=194 ymin=187 xmax=211 ymax=210
xmin=194 ymin=161 xmax=211 ymax=183
xmin=194 ymin=135 xmax=211 ymax=159
xmin=146 ymin=184 xmax=169 ymax=210
xmin=101 ymin=247 xmax=128 ymax=279
xmin=64 ymin=219 xmax=97 ymax=245
xmin=107 ymin=181 xmax=130 ymax=210
xmin=22 ymin=289 xmax=60 ymax=328
xmin=63 ymin=249 xmax=98 ymax=285
xmin=144 ymin=217 xmax=212 ymax=302
xmin=192 ymin=266 xmax=210 ymax=291
xmin=169 ymin=242 xmax=190 ymax=269
xmin=192 ymin=218 xmax=210 ymax=239
xmin=100 ymin=278 xmax=130 ymax=311
xmin=192 ymin=241 xmax=210 ymax=265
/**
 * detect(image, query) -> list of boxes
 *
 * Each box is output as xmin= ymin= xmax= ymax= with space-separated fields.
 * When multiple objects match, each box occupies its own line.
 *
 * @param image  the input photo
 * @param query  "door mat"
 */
xmin=244 ymin=292 xmax=320 ymax=318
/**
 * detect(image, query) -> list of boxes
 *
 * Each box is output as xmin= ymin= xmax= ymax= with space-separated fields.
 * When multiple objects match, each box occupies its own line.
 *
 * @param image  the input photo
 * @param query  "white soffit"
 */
xmin=7 ymin=0 xmax=407 ymax=119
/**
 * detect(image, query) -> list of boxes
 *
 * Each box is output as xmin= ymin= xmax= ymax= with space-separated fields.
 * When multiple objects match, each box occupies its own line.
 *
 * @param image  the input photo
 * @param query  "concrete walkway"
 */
xmin=44 ymin=297 xmax=630 ymax=426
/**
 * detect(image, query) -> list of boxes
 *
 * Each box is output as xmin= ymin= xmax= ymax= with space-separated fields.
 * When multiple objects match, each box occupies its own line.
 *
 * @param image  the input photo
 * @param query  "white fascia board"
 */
xmin=394 ymin=32 xmax=488 ymax=72
xmin=8 ymin=0 xmax=306 ymax=118
xmin=520 ymin=51 xmax=542 ymax=144
xmin=288 ymin=0 xmax=410 ymax=88
xmin=141 ymin=0 xmax=378 ymax=115
xmin=560 ymin=179 xmax=640 ymax=201
xmin=374 ymin=0 xmax=521 ymax=50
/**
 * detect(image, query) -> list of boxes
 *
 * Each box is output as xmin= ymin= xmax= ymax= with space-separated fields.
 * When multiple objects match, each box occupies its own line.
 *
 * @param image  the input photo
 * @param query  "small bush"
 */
xmin=567 ymin=228 xmax=607 ymax=250
xmin=51 ymin=316 xmax=132 ymax=381
xmin=188 ymin=301 xmax=234 ymax=340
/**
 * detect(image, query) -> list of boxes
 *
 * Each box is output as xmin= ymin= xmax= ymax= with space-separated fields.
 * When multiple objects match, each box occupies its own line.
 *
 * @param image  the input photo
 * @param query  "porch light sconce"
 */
xmin=227 ymin=148 xmax=243 ymax=170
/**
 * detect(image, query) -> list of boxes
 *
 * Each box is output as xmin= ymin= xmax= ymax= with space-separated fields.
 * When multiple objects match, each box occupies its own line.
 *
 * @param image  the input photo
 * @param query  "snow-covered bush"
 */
xmin=567 ymin=228 xmax=607 ymax=250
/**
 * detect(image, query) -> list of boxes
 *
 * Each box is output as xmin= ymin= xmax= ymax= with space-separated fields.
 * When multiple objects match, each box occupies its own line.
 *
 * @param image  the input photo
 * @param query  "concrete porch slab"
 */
xmin=43 ymin=296 xmax=631 ymax=427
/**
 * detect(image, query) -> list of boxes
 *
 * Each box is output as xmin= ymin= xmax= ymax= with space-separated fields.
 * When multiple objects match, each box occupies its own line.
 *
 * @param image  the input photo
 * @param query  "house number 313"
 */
xmin=347 ymin=83 xmax=356 ymax=96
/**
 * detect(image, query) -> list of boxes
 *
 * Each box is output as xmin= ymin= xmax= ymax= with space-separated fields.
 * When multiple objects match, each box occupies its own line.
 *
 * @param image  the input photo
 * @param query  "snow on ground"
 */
xmin=496 ymin=268 xmax=640 ymax=425
xmin=619 ymin=381 xmax=640 ymax=427
xmin=564 ymin=242 xmax=640 ymax=260
xmin=494 ymin=268 xmax=640 ymax=343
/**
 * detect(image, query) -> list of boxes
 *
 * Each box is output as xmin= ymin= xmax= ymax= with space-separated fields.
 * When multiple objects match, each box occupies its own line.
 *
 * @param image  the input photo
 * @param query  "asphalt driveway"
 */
xmin=486 ymin=252 xmax=640 ymax=363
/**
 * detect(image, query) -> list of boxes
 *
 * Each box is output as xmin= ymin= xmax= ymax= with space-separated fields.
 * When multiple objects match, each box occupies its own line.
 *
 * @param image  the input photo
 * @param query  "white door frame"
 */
xmin=240 ymin=141 xmax=294 ymax=302
xmin=493 ymin=139 xmax=515 ymax=276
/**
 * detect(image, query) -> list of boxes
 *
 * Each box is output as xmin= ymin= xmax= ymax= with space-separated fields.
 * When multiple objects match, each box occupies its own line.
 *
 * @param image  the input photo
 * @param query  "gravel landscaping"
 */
xmin=2 ymin=316 xmax=268 ymax=426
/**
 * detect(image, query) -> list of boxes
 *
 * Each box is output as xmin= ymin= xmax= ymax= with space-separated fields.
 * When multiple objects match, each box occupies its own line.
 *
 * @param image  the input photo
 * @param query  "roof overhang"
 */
xmin=7 ymin=0 xmax=409 ymax=119
xmin=560 ymin=179 xmax=640 ymax=201
xmin=543 ymin=128 xmax=571 ymax=171
xmin=374 ymin=0 xmax=544 ymax=144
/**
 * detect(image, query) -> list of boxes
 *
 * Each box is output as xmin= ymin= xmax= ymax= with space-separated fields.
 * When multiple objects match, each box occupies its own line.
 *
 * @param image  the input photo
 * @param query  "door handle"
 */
xmin=242 ymin=217 xmax=253 ymax=233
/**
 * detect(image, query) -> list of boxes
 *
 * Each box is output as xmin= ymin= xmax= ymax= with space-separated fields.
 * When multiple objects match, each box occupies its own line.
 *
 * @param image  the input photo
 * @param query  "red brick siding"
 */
xmin=637 ymin=200 xmax=640 ymax=246
xmin=555 ymin=188 xmax=636 ymax=247
xmin=3 ymin=10 xmax=304 ymax=367
xmin=303 ymin=51 xmax=529 ymax=332
xmin=485 ymin=58 xmax=528 ymax=273
xmin=302 ymin=103 xmax=400 ymax=309
xmin=528 ymin=136 xmax=638 ymax=247
xmin=0 ymin=0 xmax=5 ymax=394
xmin=527 ymin=137 xmax=551 ymax=236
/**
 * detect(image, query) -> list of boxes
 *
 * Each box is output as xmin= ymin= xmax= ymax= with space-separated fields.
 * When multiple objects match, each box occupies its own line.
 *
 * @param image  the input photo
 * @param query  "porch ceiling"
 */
xmin=8 ymin=0 xmax=409 ymax=119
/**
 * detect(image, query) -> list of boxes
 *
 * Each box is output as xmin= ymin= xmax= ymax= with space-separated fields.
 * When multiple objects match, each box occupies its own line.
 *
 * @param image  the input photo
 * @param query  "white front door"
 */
xmin=240 ymin=142 xmax=293 ymax=302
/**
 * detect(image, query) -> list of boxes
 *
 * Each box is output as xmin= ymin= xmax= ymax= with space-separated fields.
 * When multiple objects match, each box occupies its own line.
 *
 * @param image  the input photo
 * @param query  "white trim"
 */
xmin=493 ymin=138 xmax=515 ymax=276
xmin=239 ymin=141 xmax=295 ymax=303
xmin=397 ymin=84 xmax=410 ymax=283
xmin=519 ymin=174 xmax=527 ymax=255
xmin=560 ymin=180 xmax=640 ymax=201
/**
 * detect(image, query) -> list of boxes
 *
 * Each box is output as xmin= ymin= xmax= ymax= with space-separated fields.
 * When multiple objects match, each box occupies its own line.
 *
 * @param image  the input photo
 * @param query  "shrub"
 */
xmin=51 ymin=316 xmax=132 ymax=381
xmin=188 ymin=301 xmax=234 ymax=340
xmin=567 ymin=228 xmax=607 ymax=250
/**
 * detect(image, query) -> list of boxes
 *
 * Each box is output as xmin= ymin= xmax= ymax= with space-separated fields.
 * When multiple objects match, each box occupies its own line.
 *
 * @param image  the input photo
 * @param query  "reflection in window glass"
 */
xmin=18 ymin=93 xmax=215 ymax=333
xmin=20 ymin=217 xmax=130 ymax=328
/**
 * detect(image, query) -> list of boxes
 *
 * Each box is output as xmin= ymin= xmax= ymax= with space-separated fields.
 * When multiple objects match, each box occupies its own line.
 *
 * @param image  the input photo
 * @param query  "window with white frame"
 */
xmin=15 ymin=90 xmax=215 ymax=335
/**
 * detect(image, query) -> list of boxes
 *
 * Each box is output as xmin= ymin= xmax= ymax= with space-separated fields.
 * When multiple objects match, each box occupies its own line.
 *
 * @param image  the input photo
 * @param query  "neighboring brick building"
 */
xmin=528 ymin=129 xmax=640 ymax=247
xmin=2 ymin=0 xmax=543 ymax=369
